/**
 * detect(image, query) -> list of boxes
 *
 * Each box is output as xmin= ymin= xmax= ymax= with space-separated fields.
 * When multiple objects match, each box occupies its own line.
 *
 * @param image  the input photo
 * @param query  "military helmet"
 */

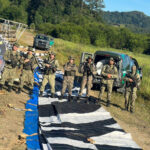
xmin=87 ymin=56 xmax=93 ymax=60
xmin=109 ymin=57 xmax=114 ymax=61
xmin=68 ymin=56 xmax=75 ymax=60
xmin=48 ymin=51 xmax=56 ymax=56
xmin=28 ymin=47 xmax=35 ymax=52
xmin=13 ymin=43 xmax=19 ymax=47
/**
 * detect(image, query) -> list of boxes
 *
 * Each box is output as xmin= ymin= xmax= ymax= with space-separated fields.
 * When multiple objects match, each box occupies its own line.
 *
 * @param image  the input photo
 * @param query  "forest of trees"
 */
xmin=0 ymin=0 xmax=150 ymax=54
xmin=103 ymin=11 xmax=150 ymax=34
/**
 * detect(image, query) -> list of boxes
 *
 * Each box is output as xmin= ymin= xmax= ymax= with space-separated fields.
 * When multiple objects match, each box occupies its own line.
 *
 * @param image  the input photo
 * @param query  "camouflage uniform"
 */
xmin=40 ymin=53 xmax=59 ymax=97
xmin=0 ymin=47 xmax=20 ymax=91
xmin=99 ymin=57 xmax=118 ymax=106
xmin=124 ymin=66 xmax=140 ymax=113
xmin=19 ymin=52 xmax=36 ymax=92
xmin=60 ymin=56 xmax=77 ymax=100
xmin=79 ymin=57 xmax=96 ymax=97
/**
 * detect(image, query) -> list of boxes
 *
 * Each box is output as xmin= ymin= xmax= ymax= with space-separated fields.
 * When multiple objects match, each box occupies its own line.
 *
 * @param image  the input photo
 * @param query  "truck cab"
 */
xmin=33 ymin=34 xmax=54 ymax=50
xmin=79 ymin=51 xmax=142 ymax=89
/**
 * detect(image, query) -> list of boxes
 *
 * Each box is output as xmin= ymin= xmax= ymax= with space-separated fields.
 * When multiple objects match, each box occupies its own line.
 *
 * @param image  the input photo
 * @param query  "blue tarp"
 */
xmin=23 ymin=68 xmax=41 ymax=150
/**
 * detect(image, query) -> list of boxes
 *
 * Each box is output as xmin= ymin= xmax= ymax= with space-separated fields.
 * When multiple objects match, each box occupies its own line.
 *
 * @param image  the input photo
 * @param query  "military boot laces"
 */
xmin=8 ymin=85 xmax=12 ymax=92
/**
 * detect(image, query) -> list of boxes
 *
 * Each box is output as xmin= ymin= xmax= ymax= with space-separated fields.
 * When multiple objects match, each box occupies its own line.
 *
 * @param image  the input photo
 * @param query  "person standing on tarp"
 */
xmin=99 ymin=57 xmax=118 ymax=107
xmin=78 ymin=56 xmax=96 ymax=101
xmin=40 ymin=51 xmax=59 ymax=98
xmin=59 ymin=56 xmax=77 ymax=101
xmin=123 ymin=65 xmax=140 ymax=113
xmin=0 ymin=43 xmax=21 ymax=92
xmin=18 ymin=47 xmax=37 ymax=94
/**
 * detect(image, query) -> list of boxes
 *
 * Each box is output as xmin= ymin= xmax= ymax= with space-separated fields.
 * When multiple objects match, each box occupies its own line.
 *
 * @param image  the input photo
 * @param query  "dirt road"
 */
xmin=0 ymin=91 xmax=29 ymax=150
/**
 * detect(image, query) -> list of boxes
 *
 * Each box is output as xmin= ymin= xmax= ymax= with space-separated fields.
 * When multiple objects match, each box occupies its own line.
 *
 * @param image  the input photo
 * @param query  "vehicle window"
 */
xmin=37 ymin=35 xmax=48 ymax=40
xmin=122 ymin=55 xmax=130 ymax=71
xmin=94 ymin=55 xmax=109 ymax=64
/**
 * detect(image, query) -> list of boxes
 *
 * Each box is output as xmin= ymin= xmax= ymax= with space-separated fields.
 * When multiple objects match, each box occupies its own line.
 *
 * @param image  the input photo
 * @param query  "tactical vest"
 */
xmin=126 ymin=73 xmax=138 ymax=87
xmin=83 ymin=62 xmax=93 ymax=76
xmin=44 ymin=59 xmax=56 ymax=75
xmin=104 ymin=65 xmax=116 ymax=74
xmin=10 ymin=51 xmax=19 ymax=68
xmin=23 ymin=56 xmax=33 ymax=70
xmin=64 ymin=63 xmax=76 ymax=76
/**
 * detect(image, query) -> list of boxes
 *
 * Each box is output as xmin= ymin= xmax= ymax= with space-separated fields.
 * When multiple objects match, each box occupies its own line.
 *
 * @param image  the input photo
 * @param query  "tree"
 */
xmin=85 ymin=0 xmax=105 ymax=12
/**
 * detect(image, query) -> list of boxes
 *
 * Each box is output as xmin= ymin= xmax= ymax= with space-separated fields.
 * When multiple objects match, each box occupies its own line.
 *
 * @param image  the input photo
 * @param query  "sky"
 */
xmin=103 ymin=0 xmax=150 ymax=16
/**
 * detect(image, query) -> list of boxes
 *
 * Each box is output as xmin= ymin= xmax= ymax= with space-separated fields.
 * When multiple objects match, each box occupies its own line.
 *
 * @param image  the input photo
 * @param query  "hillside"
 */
xmin=0 ymin=30 xmax=150 ymax=149
xmin=103 ymin=11 xmax=150 ymax=33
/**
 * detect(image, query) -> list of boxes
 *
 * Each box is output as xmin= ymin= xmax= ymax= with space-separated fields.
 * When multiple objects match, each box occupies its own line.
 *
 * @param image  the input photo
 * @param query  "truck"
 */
xmin=79 ymin=51 xmax=142 ymax=91
xmin=33 ymin=34 xmax=54 ymax=50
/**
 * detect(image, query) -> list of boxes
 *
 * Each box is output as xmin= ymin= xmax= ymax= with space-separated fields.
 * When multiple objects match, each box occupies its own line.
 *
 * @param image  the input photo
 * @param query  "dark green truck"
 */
xmin=33 ymin=34 xmax=54 ymax=50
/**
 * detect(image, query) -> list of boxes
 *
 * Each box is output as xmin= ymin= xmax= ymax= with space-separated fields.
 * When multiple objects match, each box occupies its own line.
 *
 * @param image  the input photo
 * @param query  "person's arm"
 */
xmin=101 ymin=65 xmax=108 ymax=77
xmin=111 ymin=67 xmax=118 ymax=79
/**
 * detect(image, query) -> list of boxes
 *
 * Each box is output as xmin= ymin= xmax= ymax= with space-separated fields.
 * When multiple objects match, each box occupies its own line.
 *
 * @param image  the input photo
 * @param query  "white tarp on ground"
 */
xmin=37 ymin=72 xmax=142 ymax=150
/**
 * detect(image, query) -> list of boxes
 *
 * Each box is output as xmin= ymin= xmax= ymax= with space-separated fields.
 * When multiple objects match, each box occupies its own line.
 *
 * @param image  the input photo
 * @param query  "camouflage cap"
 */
xmin=28 ymin=47 xmax=34 ymax=52
xmin=48 ymin=51 xmax=56 ymax=56
xmin=109 ymin=57 xmax=114 ymax=61
xmin=87 ymin=56 xmax=93 ymax=60
xmin=68 ymin=56 xmax=75 ymax=60
xmin=13 ymin=43 xmax=19 ymax=47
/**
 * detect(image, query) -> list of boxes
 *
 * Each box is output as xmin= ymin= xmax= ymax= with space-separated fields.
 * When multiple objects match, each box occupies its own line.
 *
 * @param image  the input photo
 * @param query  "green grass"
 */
xmin=54 ymin=38 xmax=150 ymax=101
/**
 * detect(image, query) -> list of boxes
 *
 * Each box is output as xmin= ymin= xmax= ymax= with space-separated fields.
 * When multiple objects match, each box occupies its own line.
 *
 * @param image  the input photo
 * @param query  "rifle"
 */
xmin=44 ymin=59 xmax=57 ymax=74
xmin=84 ymin=62 xmax=94 ymax=76
xmin=126 ymin=73 xmax=139 ymax=88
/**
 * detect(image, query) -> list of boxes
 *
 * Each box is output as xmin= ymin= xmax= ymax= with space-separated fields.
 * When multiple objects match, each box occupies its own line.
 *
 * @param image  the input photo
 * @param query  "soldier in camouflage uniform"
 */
xmin=59 ymin=56 xmax=77 ymax=101
xmin=40 ymin=52 xmax=59 ymax=98
xmin=124 ymin=65 xmax=140 ymax=113
xmin=99 ymin=57 xmax=118 ymax=107
xmin=78 ymin=56 xmax=96 ymax=100
xmin=18 ymin=47 xmax=36 ymax=94
xmin=0 ymin=43 xmax=20 ymax=92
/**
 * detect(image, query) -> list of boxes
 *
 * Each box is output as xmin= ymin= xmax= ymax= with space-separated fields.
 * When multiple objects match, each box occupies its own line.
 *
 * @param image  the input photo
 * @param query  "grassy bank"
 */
xmin=54 ymin=38 xmax=150 ymax=99
xmin=20 ymin=31 xmax=150 ymax=122
xmin=19 ymin=31 xmax=150 ymax=149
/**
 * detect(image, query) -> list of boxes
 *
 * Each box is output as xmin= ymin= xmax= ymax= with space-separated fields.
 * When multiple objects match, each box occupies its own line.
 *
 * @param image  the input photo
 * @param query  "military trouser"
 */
xmin=40 ymin=74 xmax=55 ymax=94
xmin=99 ymin=80 xmax=114 ymax=102
xmin=79 ymin=75 xmax=93 ymax=97
xmin=61 ymin=76 xmax=74 ymax=96
xmin=20 ymin=70 xmax=34 ymax=90
xmin=0 ymin=67 xmax=16 ymax=86
xmin=125 ymin=87 xmax=137 ymax=112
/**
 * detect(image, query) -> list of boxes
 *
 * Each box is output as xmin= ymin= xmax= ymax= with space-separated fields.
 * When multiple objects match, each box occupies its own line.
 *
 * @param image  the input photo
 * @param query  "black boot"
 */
xmin=106 ymin=100 xmax=110 ymax=107
xmin=16 ymin=88 xmax=21 ymax=94
xmin=59 ymin=94 xmax=63 ymax=100
xmin=76 ymin=95 xmax=81 ymax=103
xmin=0 ymin=84 xmax=3 ymax=90
xmin=39 ymin=91 xmax=43 ymax=97
xmin=51 ymin=93 xmax=55 ymax=98
xmin=8 ymin=85 xmax=12 ymax=92
xmin=68 ymin=95 xmax=72 ymax=102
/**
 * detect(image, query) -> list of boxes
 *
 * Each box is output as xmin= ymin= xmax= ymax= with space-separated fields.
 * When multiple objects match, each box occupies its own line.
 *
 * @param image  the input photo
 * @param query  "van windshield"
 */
xmin=37 ymin=35 xmax=49 ymax=41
